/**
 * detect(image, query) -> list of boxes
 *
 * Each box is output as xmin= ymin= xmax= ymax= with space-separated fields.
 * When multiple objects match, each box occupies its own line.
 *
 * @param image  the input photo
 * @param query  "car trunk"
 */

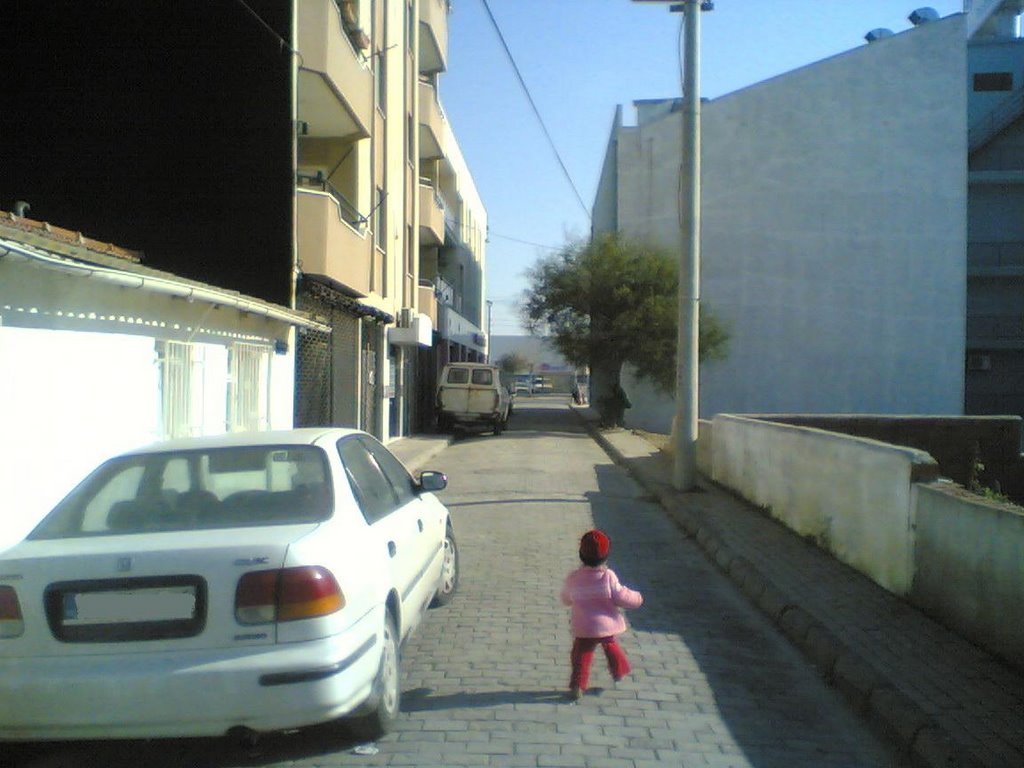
xmin=0 ymin=524 xmax=319 ymax=658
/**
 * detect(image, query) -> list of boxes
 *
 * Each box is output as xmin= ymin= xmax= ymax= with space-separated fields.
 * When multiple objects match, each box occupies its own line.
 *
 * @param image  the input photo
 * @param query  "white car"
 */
xmin=0 ymin=428 xmax=458 ymax=742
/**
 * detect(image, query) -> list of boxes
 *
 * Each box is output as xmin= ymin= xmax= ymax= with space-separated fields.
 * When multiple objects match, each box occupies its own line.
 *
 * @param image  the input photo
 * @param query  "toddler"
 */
xmin=560 ymin=529 xmax=643 ymax=700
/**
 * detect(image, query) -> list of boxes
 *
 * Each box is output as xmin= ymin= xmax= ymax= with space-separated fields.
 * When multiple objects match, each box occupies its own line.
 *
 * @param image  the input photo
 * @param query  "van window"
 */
xmin=447 ymin=367 xmax=470 ymax=384
xmin=471 ymin=369 xmax=493 ymax=385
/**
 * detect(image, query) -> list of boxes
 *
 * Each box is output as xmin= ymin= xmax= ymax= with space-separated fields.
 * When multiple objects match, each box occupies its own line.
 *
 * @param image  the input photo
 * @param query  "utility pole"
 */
xmin=486 ymin=299 xmax=494 ymax=362
xmin=633 ymin=0 xmax=710 ymax=491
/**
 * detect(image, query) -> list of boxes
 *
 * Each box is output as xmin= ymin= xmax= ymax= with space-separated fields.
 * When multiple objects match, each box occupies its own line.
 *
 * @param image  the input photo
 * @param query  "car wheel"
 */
xmin=431 ymin=526 xmax=459 ymax=607
xmin=493 ymin=416 xmax=504 ymax=435
xmin=349 ymin=613 xmax=400 ymax=739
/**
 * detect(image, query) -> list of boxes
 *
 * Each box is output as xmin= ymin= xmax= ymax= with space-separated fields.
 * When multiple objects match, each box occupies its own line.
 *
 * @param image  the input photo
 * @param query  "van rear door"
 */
xmin=466 ymin=368 xmax=499 ymax=414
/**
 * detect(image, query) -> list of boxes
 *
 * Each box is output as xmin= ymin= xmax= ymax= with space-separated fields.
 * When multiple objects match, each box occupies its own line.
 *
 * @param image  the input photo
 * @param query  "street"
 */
xmin=7 ymin=398 xmax=903 ymax=768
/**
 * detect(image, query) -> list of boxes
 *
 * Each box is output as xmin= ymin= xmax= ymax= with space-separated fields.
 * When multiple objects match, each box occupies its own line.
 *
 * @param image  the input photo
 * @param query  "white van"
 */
xmin=436 ymin=363 xmax=511 ymax=434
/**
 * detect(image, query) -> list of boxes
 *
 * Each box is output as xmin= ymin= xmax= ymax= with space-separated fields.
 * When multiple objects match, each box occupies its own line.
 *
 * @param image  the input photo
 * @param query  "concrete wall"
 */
xmin=913 ymin=482 xmax=1024 ymax=667
xmin=709 ymin=415 xmax=937 ymax=595
xmin=751 ymin=414 xmax=1024 ymax=498
xmin=601 ymin=14 xmax=967 ymax=424
xmin=703 ymin=413 xmax=1024 ymax=668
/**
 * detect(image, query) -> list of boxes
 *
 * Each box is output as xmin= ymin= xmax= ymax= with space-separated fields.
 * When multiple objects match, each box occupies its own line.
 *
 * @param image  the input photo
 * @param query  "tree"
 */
xmin=522 ymin=233 xmax=729 ymax=426
xmin=496 ymin=352 xmax=530 ymax=375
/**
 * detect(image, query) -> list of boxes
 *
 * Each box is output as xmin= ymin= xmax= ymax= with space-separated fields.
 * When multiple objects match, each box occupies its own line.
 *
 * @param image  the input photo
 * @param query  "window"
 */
xmin=28 ymin=447 xmax=332 ymax=539
xmin=407 ymin=1 xmax=415 ymax=54
xmin=227 ymin=343 xmax=271 ymax=432
xmin=974 ymin=72 xmax=1013 ymax=92
xmin=407 ymin=114 xmax=415 ymax=163
xmin=471 ymin=369 xmax=493 ymax=386
xmin=361 ymin=436 xmax=416 ymax=506
xmin=375 ymin=47 xmax=387 ymax=115
xmin=158 ymin=341 xmax=202 ymax=439
xmin=337 ymin=437 xmax=398 ymax=524
xmin=374 ymin=186 xmax=387 ymax=252
xmin=446 ymin=367 xmax=469 ymax=384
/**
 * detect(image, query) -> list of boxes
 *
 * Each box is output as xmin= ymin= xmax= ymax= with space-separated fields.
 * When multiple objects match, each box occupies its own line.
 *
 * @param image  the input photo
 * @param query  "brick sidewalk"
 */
xmin=578 ymin=408 xmax=1024 ymax=768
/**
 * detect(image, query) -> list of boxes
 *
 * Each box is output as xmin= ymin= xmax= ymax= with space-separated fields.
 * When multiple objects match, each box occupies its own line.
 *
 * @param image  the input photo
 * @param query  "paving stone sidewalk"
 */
xmin=573 ymin=408 xmax=1024 ymax=768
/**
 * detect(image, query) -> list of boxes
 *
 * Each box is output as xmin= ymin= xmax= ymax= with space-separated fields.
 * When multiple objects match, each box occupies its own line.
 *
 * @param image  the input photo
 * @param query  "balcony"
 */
xmin=418 ymin=81 xmax=445 ymax=160
xmin=419 ymin=180 xmax=445 ymax=246
xmin=296 ymin=188 xmax=372 ymax=296
xmin=966 ymin=313 xmax=1024 ymax=349
xmin=419 ymin=0 xmax=449 ymax=75
xmin=418 ymin=279 xmax=439 ymax=329
xmin=968 ymin=241 xmax=1024 ymax=276
xmin=297 ymin=0 xmax=373 ymax=141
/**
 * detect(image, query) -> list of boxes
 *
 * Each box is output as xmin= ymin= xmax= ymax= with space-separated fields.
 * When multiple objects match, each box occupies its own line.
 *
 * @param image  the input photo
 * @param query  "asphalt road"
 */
xmin=7 ymin=397 xmax=904 ymax=768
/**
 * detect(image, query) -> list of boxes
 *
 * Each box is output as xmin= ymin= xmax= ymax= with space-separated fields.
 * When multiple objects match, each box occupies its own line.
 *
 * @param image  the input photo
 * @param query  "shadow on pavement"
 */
xmin=402 ymin=687 xmax=566 ymax=711
xmin=4 ymin=720 xmax=374 ymax=768
xmin=581 ymin=461 xmax=903 ymax=768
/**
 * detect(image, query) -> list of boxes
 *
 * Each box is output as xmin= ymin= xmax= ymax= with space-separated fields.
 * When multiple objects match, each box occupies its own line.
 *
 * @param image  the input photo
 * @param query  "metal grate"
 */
xmin=295 ymin=325 xmax=332 ymax=428
xmin=228 ymin=343 xmax=271 ymax=432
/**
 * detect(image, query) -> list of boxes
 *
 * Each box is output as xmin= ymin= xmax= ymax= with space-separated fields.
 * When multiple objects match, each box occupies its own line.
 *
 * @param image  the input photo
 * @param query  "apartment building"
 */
xmin=966 ymin=0 xmax=1024 ymax=416
xmin=0 ymin=0 xmax=487 ymax=442
xmin=593 ymin=4 xmax=1024 ymax=429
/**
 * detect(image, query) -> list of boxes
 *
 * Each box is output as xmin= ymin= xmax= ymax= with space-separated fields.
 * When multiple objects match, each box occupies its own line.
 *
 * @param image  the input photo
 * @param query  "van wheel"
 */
xmin=493 ymin=417 xmax=504 ymax=435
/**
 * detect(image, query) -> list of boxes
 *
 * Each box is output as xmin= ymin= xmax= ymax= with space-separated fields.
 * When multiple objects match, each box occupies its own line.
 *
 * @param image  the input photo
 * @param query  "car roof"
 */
xmin=127 ymin=427 xmax=368 ymax=455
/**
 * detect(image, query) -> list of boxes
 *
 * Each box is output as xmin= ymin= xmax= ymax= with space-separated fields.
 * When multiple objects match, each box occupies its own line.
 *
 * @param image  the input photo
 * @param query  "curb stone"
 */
xmin=574 ymin=410 xmax=981 ymax=768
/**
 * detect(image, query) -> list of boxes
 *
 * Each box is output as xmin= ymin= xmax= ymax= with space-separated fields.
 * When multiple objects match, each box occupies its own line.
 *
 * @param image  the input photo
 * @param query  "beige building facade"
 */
xmin=293 ymin=0 xmax=487 ymax=440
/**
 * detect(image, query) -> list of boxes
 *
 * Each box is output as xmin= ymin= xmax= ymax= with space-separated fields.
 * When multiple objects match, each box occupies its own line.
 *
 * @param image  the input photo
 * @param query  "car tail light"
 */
xmin=0 ymin=586 xmax=24 ymax=638
xmin=235 ymin=566 xmax=345 ymax=625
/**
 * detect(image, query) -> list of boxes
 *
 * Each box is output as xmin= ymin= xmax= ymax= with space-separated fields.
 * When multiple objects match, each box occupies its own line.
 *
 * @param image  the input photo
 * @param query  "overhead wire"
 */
xmin=478 ymin=0 xmax=592 ymax=221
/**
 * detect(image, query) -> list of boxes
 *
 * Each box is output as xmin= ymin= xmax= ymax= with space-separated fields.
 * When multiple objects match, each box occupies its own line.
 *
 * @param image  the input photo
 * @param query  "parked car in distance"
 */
xmin=436 ymin=363 xmax=511 ymax=434
xmin=0 ymin=428 xmax=459 ymax=742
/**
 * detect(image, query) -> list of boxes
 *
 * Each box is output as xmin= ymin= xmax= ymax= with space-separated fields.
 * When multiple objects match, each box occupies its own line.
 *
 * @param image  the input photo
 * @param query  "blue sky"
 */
xmin=438 ymin=0 xmax=965 ymax=335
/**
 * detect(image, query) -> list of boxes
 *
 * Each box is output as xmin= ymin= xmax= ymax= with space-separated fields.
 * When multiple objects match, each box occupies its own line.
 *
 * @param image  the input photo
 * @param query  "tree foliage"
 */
xmin=496 ymin=352 xmax=530 ymax=375
xmin=522 ymin=233 xmax=729 ymax=400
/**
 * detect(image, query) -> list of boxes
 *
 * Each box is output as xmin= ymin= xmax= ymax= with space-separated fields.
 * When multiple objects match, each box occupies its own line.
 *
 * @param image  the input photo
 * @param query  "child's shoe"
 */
xmin=569 ymin=686 xmax=583 ymax=701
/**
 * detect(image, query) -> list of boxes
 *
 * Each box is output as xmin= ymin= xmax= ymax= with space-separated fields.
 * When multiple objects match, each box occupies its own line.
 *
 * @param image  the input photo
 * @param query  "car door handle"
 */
xmin=388 ymin=541 xmax=397 ymax=558
xmin=417 ymin=519 xmax=424 ymax=533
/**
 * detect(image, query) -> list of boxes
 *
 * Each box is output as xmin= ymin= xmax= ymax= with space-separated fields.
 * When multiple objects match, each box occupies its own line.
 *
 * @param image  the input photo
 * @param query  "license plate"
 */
xmin=63 ymin=586 xmax=197 ymax=625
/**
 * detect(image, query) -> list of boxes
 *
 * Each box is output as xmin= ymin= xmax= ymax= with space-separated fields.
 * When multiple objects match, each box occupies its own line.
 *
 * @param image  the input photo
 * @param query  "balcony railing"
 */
xmin=298 ymin=170 xmax=365 ymax=229
xmin=418 ymin=80 xmax=445 ymax=160
xmin=433 ymin=275 xmax=455 ymax=307
xmin=297 ymin=0 xmax=373 ymax=140
xmin=418 ymin=0 xmax=450 ymax=75
xmin=418 ymin=278 xmax=439 ymax=328
xmin=296 ymin=188 xmax=372 ymax=296
xmin=966 ymin=313 xmax=1024 ymax=346
xmin=968 ymin=241 xmax=1024 ymax=272
xmin=418 ymin=179 xmax=445 ymax=246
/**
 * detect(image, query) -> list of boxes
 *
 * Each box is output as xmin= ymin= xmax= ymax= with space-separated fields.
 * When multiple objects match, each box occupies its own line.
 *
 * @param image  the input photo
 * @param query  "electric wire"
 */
xmin=231 ymin=0 xmax=305 ymax=66
xmin=478 ymin=0 xmax=592 ymax=221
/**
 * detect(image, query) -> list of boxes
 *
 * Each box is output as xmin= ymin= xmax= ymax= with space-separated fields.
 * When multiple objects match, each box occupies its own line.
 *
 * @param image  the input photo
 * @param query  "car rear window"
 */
xmin=471 ymin=369 xmax=493 ymax=385
xmin=28 ymin=446 xmax=333 ymax=539
xmin=446 ymin=367 xmax=470 ymax=384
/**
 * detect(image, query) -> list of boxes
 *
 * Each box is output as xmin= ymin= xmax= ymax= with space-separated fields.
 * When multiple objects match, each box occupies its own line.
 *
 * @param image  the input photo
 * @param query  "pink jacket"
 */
xmin=561 ymin=565 xmax=643 ymax=638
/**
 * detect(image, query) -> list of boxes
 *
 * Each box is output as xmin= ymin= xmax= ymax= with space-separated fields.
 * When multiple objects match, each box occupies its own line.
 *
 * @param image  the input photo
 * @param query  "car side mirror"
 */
xmin=418 ymin=470 xmax=448 ymax=493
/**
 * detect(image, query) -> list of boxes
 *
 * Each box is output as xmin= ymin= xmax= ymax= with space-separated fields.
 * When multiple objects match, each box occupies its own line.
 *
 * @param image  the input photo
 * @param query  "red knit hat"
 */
xmin=579 ymin=529 xmax=610 ymax=562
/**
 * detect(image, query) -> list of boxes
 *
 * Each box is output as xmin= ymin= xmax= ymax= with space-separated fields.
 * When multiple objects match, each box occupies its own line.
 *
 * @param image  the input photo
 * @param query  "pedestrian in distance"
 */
xmin=560 ymin=529 xmax=643 ymax=701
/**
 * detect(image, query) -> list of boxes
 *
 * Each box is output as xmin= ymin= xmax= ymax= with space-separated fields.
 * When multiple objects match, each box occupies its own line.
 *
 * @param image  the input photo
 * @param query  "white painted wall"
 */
xmin=602 ymin=15 xmax=968 ymax=425
xmin=709 ymin=414 xmax=931 ymax=594
xmin=702 ymin=412 xmax=1024 ymax=667
xmin=0 ymin=328 xmax=162 ymax=549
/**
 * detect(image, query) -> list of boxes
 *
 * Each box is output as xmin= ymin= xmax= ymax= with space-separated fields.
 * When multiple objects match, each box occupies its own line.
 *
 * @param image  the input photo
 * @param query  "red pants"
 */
xmin=569 ymin=636 xmax=631 ymax=691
